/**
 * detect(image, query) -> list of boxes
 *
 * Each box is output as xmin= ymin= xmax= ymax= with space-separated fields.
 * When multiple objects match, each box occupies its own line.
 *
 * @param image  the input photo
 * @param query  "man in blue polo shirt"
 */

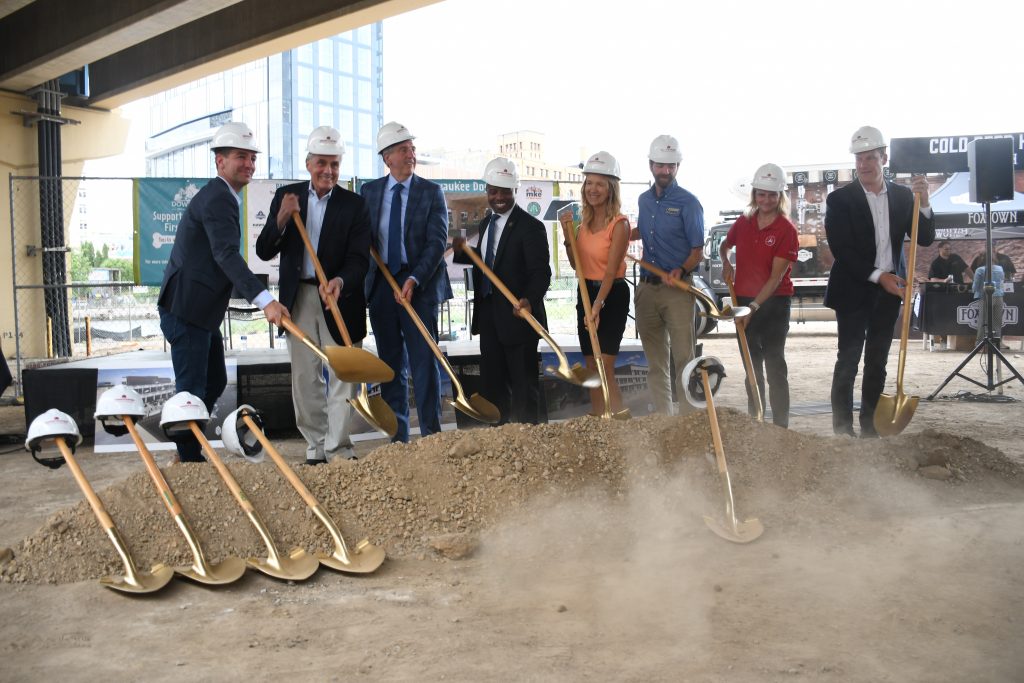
xmin=632 ymin=134 xmax=705 ymax=414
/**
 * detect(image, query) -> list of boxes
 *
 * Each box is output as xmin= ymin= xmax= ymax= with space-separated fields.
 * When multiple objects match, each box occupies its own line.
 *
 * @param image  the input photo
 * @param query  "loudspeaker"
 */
xmin=968 ymin=138 xmax=1014 ymax=203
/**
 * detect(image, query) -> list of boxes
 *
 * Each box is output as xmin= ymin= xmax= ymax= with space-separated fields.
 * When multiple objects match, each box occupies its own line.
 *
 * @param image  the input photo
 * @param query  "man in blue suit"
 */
xmin=361 ymin=121 xmax=452 ymax=442
xmin=158 ymin=122 xmax=288 ymax=462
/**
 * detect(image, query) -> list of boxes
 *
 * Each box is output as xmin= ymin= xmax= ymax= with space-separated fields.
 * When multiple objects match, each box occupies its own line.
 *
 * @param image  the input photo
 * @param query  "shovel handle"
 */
xmin=895 ymin=193 xmax=922 ymax=392
xmin=626 ymin=254 xmax=723 ymax=315
xmin=54 ymin=437 xmax=116 ymax=530
xmin=369 ymin=246 xmax=462 ymax=387
xmin=458 ymin=243 xmax=553 ymax=339
xmin=123 ymin=416 xmax=183 ymax=516
xmin=188 ymin=421 xmax=256 ymax=515
xmin=290 ymin=211 xmax=354 ymax=347
xmin=724 ymin=273 xmax=764 ymax=422
xmin=562 ymin=223 xmax=613 ymax=414
xmin=240 ymin=414 xmax=319 ymax=509
xmin=278 ymin=316 xmax=329 ymax=363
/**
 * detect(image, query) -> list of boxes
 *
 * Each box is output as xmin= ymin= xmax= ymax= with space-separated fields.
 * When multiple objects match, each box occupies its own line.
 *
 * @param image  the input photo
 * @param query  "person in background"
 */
xmin=158 ymin=122 xmax=288 ymax=462
xmin=452 ymin=158 xmax=550 ymax=424
xmin=559 ymin=151 xmax=630 ymax=415
xmin=256 ymin=126 xmax=371 ymax=465
xmin=824 ymin=125 xmax=934 ymax=438
xmin=631 ymin=134 xmax=704 ymax=415
xmin=928 ymin=241 xmax=971 ymax=283
xmin=972 ymin=258 xmax=1006 ymax=347
xmin=720 ymin=163 xmax=799 ymax=428
xmin=971 ymin=250 xmax=1016 ymax=282
xmin=360 ymin=121 xmax=451 ymax=443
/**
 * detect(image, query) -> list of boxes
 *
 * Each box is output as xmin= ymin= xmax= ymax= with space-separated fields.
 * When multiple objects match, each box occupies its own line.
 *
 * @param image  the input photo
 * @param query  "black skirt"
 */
xmin=576 ymin=279 xmax=629 ymax=356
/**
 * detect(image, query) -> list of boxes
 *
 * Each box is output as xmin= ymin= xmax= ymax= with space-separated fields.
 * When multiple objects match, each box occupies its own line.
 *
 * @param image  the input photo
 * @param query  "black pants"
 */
xmin=477 ymin=299 xmax=541 ymax=425
xmin=831 ymin=289 xmax=901 ymax=436
xmin=736 ymin=295 xmax=791 ymax=427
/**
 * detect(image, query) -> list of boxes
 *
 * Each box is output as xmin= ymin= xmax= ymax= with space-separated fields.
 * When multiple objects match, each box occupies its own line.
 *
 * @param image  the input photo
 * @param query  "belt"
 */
xmin=585 ymin=278 xmax=625 ymax=287
xmin=639 ymin=274 xmax=661 ymax=284
xmin=299 ymin=278 xmax=318 ymax=285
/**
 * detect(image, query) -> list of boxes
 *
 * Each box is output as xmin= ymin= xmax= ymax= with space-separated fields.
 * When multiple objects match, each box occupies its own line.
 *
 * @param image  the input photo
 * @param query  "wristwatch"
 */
xmin=749 ymin=301 xmax=760 ymax=312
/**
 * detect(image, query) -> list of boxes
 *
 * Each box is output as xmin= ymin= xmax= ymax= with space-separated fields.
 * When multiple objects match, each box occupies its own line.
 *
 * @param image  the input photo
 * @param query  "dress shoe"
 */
xmin=304 ymin=457 xmax=327 ymax=466
xmin=327 ymin=446 xmax=358 ymax=462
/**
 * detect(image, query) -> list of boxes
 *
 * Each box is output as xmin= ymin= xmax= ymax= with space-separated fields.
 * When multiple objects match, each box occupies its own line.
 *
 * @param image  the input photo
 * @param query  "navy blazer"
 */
xmin=158 ymin=177 xmax=266 ymax=331
xmin=255 ymin=181 xmax=371 ymax=344
xmin=824 ymin=180 xmax=935 ymax=312
xmin=453 ymin=205 xmax=551 ymax=344
xmin=360 ymin=174 xmax=452 ymax=306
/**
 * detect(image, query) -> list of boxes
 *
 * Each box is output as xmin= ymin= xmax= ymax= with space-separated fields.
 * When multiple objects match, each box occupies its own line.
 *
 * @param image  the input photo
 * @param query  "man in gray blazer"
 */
xmin=360 ymin=122 xmax=451 ymax=442
xmin=158 ymin=121 xmax=287 ymax=462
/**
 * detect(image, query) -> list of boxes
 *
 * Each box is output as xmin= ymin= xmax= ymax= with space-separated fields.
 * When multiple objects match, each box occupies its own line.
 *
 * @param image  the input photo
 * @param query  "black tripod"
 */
xmin=928 ymin=201 xmax=1024 ymax=399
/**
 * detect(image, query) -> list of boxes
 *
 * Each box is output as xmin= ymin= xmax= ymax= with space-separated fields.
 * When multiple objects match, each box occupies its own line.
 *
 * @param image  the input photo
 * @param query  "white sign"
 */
xmin=245 ymin=179 xmax=294 ymax=285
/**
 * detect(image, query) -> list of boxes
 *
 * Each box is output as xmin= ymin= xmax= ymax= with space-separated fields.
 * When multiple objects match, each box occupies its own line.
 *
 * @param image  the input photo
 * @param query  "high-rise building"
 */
xmin=143 ymin=24 xmax=384 ymax=181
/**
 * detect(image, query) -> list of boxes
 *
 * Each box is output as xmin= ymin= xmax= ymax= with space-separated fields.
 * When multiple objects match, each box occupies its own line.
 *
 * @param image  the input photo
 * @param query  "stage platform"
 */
xmin=22 ymin=337 xmax=658 ymax=443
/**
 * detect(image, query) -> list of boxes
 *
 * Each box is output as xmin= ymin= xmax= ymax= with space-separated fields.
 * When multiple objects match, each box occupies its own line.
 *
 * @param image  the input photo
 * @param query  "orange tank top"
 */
xmin=576 ymin=214 xmax=628 ymax=280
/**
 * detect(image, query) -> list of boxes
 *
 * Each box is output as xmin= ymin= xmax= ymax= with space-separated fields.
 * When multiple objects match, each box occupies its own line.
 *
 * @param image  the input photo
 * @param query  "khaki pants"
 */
xmin=288 ymin=284 xmax=357 ymax=460
xmin=634 ymin=281 xmax=696 ymax=414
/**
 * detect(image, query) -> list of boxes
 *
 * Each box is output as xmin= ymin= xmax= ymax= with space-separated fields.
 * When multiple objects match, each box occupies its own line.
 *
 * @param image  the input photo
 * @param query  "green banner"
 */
xmin=133 ymin=178 xmax=244 ymax=285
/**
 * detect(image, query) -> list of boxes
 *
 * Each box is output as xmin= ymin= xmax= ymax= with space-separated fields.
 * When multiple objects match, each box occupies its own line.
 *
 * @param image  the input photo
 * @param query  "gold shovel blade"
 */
xmin=99 ymin=563 xmax=175 ymax=594
xmin=452 ymin=393 xmax=501 ymax=424
xmin=248 ymin=546 xmax=319 ymax=582
xmin=174 ymin=556 xmax=248 ymax=585
xmin=702 ymin=515 xmax=764 ymax=544
xmin=350 ymin=390 xmax=398 ymax=439
xmin=323 ymin=346 xmax=395 ymax=384
xmin=318 ymin=538 xmax=387 ymax=574
xmin=873 ymin=392 xmax=919 ymax=437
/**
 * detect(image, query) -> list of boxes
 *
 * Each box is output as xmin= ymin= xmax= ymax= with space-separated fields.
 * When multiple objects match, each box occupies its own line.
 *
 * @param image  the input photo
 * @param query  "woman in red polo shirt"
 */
xmin=719 ymin=163 xmax=799 ymax=427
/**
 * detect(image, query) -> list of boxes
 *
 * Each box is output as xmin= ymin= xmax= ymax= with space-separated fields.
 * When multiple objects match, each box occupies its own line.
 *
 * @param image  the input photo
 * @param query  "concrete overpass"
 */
xmin=0 ymin=0 xmax=437 ymax=367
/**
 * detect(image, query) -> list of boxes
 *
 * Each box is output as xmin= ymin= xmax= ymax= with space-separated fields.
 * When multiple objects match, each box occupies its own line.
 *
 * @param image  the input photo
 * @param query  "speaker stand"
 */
xmin=927 ymin=201 xmax=1024 ymax=399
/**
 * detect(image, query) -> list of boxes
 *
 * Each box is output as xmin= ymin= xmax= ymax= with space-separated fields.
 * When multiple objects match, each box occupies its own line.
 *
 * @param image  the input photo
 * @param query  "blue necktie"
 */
xmin=480 ymin=213 xmax=499 ymax=297
xmin=388 ymin=183 xmax=404 ymax=273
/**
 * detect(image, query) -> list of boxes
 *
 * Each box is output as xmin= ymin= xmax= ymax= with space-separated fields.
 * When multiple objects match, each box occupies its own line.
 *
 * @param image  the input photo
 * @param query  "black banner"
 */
xmin=890 ymin=133 xmax=1024 ymax=173
xmin=792 ymin=171 xmax=808 ymax=186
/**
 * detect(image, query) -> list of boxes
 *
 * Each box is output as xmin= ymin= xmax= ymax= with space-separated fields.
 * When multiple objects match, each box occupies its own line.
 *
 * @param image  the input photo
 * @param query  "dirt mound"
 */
xmin=2 ymin=411 xmax=1021 ymax=585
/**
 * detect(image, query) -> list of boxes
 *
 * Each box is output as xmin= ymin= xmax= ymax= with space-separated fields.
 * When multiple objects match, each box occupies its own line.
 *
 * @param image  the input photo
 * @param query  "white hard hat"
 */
xmin=307 ymin=126 xmax=345 ymax=157
xmin=751 ymin=163 xmax=787 ymax=192
xmin=849 ymin=125 xmax=886 ymax=154
xmin=160 ymin=392 xmax=209 ymax=439
xmin=483 ymin=157 xmax=520 ymax=189
xmin=26 ymin=409 xmax=82 ymax=469
xmin=95 ymin=385 xmax=146 ymax=437
xmin=211 ymin=121 xmax=260 ymax=153
xmin=221 ymin=406 xmax=264 ymax=463
xmin=681 ymin=356 xmax=727 ymax=409
xmin=648 ymin=135 xmax=682 ymax=163
xmin=376 ymin=121 xmax=415 ymax=154
xmin=583 ymin=151 xmax=621 ymax=180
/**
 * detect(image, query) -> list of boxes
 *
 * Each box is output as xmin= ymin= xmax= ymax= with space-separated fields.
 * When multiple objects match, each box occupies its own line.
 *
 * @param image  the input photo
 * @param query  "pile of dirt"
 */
xmin=2 ymin=411 xmax=1021 ymax=585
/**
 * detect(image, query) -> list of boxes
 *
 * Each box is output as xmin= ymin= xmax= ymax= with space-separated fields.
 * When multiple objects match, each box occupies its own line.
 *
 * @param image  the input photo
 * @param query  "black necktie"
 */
xmin=480 ymin=213 xmax=499 ymax=297
xmin=388 ymin=183 xmax=403 ymax=273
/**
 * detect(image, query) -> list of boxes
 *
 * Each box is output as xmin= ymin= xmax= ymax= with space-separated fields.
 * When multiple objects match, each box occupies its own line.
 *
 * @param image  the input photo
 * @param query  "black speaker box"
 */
xmin=968 ymin=138 xmax=1014 ymax=203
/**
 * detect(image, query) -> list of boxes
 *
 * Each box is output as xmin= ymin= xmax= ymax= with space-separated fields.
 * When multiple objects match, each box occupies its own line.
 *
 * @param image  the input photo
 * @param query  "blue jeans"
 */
xmin=159 ymin=308 xmax=226 ymax=461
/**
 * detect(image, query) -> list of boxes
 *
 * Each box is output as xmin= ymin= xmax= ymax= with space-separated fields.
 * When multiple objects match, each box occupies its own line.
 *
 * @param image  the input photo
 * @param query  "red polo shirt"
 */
xmin=725 ymin=213 xmax=799 ymax=297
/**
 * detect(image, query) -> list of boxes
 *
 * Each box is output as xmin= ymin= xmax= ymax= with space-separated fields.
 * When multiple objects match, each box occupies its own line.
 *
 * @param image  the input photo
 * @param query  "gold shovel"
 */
xmin=874 ymin=193 xmax=921 ymax=436
xmin=562 ymin=221 xmax=630 ymax=420
xmin=699 ymin=368 xmax=764 ymax=544
xmin=454 ymin=241 xmax=600 ymax=388
xmin=626 ymin=255 xmax=752 ymax=321
xmin=290 ymin=211 xmax=397 ymax=438
xmin=54 ymin=437 xmax=174 ymax=593
xmin=189 ymin=422 xmax=319 ymax=581
xmin=370 ymin=246 xmax=501 ymax=425
xmin=240 ymin=412 xmax=385 ymax=574
xmin=123 ymin=416 xmax=246 ymax=585
xmin=725 ymin=274 xmax=764 ymax=422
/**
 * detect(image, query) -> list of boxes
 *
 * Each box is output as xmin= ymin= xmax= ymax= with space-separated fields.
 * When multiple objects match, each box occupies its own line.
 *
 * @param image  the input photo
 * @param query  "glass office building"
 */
xmin=144 ymin=23 xmax=383 ymax=181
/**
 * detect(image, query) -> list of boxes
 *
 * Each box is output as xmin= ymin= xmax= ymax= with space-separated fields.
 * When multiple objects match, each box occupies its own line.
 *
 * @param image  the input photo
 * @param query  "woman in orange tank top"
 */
xmin=559 ymin=151 xmax=631 ymax=415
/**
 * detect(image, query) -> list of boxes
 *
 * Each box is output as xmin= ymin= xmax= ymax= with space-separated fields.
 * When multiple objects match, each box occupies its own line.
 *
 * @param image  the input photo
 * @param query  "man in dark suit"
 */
xmin=360 ymin=121 xmax=452 ymax=442
xmin=158 ymin=122 xmax=288 ymax=462
xmin=452 ymin=158 xmax=551 ymax=424
xmin=824 ymin=125 xmax=935 ymax=438
xmin=256 ymin=126 xmax=371 ymax=464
